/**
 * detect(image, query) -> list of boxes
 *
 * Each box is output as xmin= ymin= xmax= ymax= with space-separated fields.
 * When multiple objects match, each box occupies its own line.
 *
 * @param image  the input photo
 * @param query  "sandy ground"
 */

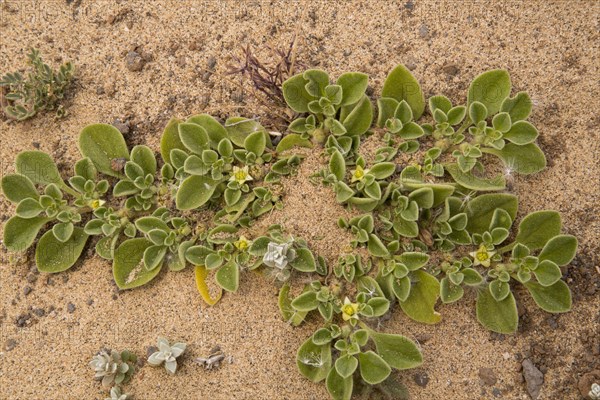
xmin=0 ymin=1 xmax=599 ymax=399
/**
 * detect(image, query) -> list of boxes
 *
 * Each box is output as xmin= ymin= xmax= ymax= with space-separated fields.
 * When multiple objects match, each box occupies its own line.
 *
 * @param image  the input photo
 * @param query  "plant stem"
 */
xmin=455 ymin=119 xmax=472 ymax=136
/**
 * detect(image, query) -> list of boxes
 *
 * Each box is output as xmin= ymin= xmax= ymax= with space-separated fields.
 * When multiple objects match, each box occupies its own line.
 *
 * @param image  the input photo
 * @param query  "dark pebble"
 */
xmin=67 ymin=302 xmax=76 ymax=313
xmin=86 ymin=298 xmax=94 ymax=306
xmin=26 ymin=273 xmax=37 ymax=283
xmin=16 ymin=313 xmax=31 ymax=327
xmin=492 ymin=387 xmax=502 ymax=397
xmin=419 ymin=24 xmax=429 ymax=38
xmin=32 ymin=142 xmax=40 ymax=149
xmin=23 ymin=286 xmax=32 ymax=296
xmin=33 ymin=308 xmax=45 ymax=317
xmin=413 ymin=371 xmax=429 ymax=387
xmin=112 ymin=119 xmax=130 ymax=135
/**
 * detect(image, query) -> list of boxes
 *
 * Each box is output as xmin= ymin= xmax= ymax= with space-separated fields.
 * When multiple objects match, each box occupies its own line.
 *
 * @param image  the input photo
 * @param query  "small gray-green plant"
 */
xmin=0 ymin=48 xmax=74 ymax=120
xmin=147 ymin=337 xmax=187 ymax=375
xmin=106 ymin=387 xmax=130 ymax=400
xmin=89 ymin=350 xmax=136 ymax=388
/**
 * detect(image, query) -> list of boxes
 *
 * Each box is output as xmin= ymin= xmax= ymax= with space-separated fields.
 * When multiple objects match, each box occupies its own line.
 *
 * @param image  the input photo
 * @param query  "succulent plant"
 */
xmin=147 ymin=338 xmax=186 ymax=375
xmin=263 ymin=242 xmax=296 ymax=270
xmin=89 ymin=350 xmax=136 ymax=388
xmin=589 ymin=383 xmax=600 ymax=400
xmin=106 ymin=386 xmax=130 ymax=400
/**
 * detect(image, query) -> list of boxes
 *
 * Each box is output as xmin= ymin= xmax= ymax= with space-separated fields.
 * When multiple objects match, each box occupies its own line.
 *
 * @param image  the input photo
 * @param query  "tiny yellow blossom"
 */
xmin=351 ymin=165 xmax=369 ymax=183
xmin=89 ymin=199 xmax=105 ymax=210
xmin=469 ymin=244 xmax=496 ymax=267
xmin=341 ymin=297 xmax=359 ymax=321
xmin=229 ymin=166 xmax=253 ymax=185
xmin=234 ymin=236 xmax=250 ymax=251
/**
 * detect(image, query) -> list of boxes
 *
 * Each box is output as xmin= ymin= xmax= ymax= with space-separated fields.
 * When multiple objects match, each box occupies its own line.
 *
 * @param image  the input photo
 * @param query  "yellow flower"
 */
xmin=469 ymin=244 xmax=496 ymax=267
xmin=229 ymin=166 xmax=253 ymax=185
xmin=351 ymin=165 xmax=369 ymax=183
xmin=89 ymin=199 xmax=105 ymax=210
xmin=341 ymin=297 xmax=359 ymax=321
xmin=234 ymin=236 xmax=250 ymax=251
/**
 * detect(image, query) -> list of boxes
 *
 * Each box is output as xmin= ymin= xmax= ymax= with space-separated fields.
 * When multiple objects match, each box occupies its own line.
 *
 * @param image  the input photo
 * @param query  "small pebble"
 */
xmin=23 ymin=286 xmax=32 ymax=296
xmin=419 ymin=24 xmax=429 ymax=38
xmin=413 ymin=371 xmax=429 ymax=387
xmin=67 ymin=302 xmax=76 ymax=313
xmin=522 ymin=359 xmax=544 ymax=400
xmin=125 ymin=51 xmax=146 ymax=72
xmin=479 ymin=367 xmax=497 ymax=386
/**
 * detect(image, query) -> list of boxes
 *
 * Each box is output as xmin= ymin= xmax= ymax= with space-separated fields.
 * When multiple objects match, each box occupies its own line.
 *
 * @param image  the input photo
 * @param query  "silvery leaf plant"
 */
xmin=1 ymin=63 xmax=581 ymax=400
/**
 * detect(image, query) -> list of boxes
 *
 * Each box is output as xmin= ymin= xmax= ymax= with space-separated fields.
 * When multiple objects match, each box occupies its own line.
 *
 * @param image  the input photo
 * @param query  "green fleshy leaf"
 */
xmin=335 ymin=355 xmax=358 ymax=379
xmin=329 ymin=150 xmax=346 ymax=181
xmin=278 ymin=283 xmax=307 ymax=326
xmin=186 ymin=114 xmax=229 ymax=148
xmin=503 ymin=121 xmax=538 ymax=145
xmin=484 ymin=143 xmax=546 ymax=175
xmin=465 ymin=193 xmax=518 ymax=234
xmin=538 ymin=234 xmax=577 ymax=266
xmin=358 ymin=350 xmax=392 ymax=385
xmin=74 ymin=158 xmax=97 ymax=181
xmin=143 ymin=245 xmax=167 ymax=271
xmin=369 ymin=162 xmax=395 ymax=179
xmin=282 ymin=74 xmax=315 ymax=113
xmin=524 ymin=280 xmax=571 ymax=313
xmin=1 ymin=174 xmax=38 ymax=203
xmin=399 ymin=270 xmax=441 ymax=324
xmin=376 ymin=97 xmax=399 ymax=127
xmin=3 ymin=215 xmax=50 ymax=252
xmin=469 ymin=102 xmax=488 ymax=123
xmin=476 ymin=288 xmax=518 ymax=334
xmin=15 ymin=151 xmax=63 ymax=185
xmin=225 ymin=117 xmax=267 ymax=148
xmin=467 ymin=69 xmax=511 ymax=117
xmin=36 ymin=227 xmax=88 ymax=273
xmin=215 ymin=260 xmax=239 ymax=292
xmin=489 ymin=279 xmax=511 ymax=301
xmin=244 ymin=130 xmax=267 ymax=156
xmin=501 ymin=92 xmax=532 ymax=122
xmin=381 ymin=64 xmax=425 ymax=119
xmin=291 ymin=291 xmax=319 ymax=312
xmin=408 ymin=187 xmax=434 ymax=209
xmin=176 ymin=175 xmax=217 ymax=210
xmin=341 ymin=95 xmax=373 ymax=136
xmin=440 ymin=277 xmax=464 ymax=303
xmin=400 ymin=252 xmax=429 ymax=271
xmin=297 ymin=337 xmax=331 ymax=382
xmin=392 ymin=218 xmax=418 ymax=237
xmin=95 ymin=235 xmax=117 ymax=260
xmin=326 ymin=366 xmax=353 ymax=400
xmin=358 ymin=351 xmax=391 ymax=385
xmin=79 ymin=124 xmax=130 ymax=178
xmin=15 ymin=198 xmax=43 ymax=218
xmin=304 ymin=69 xmax=330 ymax=97
xmin=113 ymin=238 xmax=161 ymax=289
xmin=515 ymin=210 xmax=561 ymax=250
xmin=52 ymin=222 xmax=74 ymax=243
xmin=533 ymin=260 xmax=562 ymax=287
xmin=130 ymin=145 xmax=157 ymax=176
xmin=160 ymin=118 xmax=185 ymax=165
xmin=291 ymin=248 xmax=317 ymax=272
xmin=370 ymin=331 xmax=423 ymax=370
xmin=367 ymin=234 xmax=389 ymax=258
xmin=178 ymin=122 xmax=210 ymax=154
xmin=335 ymin=182 xmax=355 ymax=203
xmin=429 ymin=95 xmax=452 ymax=114
xmin=446 ymin=163 xmax=506 ymax=191
xmin=276 ymin=134 xmax=313 ymax=152
xmin=337 ymin=72 xmax=368 ymax=106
